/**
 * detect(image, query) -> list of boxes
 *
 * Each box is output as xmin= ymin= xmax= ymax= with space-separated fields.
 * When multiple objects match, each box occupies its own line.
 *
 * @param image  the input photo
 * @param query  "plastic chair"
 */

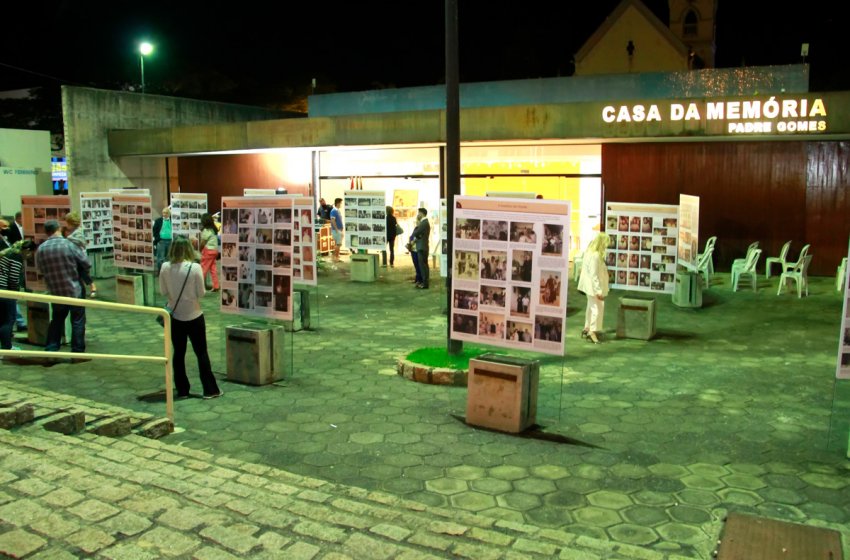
xmin=572 ymin=252 xmax=584 ymax=281
xmin=778 ymin=254 xmax=813 ymax=297
xmin=835 ymin=257 xmax=847 ymax=292
xmin=765 ymin=240 xmax=791 ymax=279
xmin=731 ymin=242 xmax=760 ymax=277
xmin=732 ymin=248 xmax=762 ymax=292
xmin=697 ymin=247 xmax=714 ymax=286
xmin=697 ymin=236 xmax=717 ymax=278
xmin=783 ymin=244 xmax=810 ymax=274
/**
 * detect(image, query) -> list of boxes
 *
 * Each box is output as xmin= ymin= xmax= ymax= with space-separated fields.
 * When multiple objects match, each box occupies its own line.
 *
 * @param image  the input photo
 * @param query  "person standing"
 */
xmin=2 ymin=214 xmax=27 ymax=330
xmin=35 ymin=220 xmax=90 ymax=353
xmin=198 ymin=214 xmax=220 ymax=292
xmin=153 ymin=206 xmax=173 ymax=274
xmin=317 ymin=198 xmax=333 ymax=223
xmin=411 ymin=207 xmax=430 ymax=289
xmin=577 ymin=232 xmax=610 ymax=344
xmin=63 ymin=212 xmax=97 ymax=298
xmin=385 ymin=206 xmax=399 ymax=267
xmin=159 ymin=237 xmax=222 ymax=400
xmin=329 ymin=198 xmax=343 ymax=263
xmin=0 ymin=240 xmax=35 ymax=351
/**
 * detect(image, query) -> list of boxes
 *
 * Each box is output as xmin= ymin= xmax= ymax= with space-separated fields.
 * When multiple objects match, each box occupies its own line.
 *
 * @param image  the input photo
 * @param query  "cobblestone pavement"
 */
xmin=1 ymin=256 xmax=849 ymax=558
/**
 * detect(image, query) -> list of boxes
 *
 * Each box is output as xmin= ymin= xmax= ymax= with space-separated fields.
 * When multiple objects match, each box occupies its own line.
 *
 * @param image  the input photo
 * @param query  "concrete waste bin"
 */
xmin=617 ymin=296 xmax=657 ymax=340
xmin=116 ymin=275 xmax=145 ymax=306
xmin=350 ymin=253 xmax=378 ymax=282
xmin=284 ymin=288 xmax=311 ymax=332
xmin=226 ymin=323 xmax=286 ymax=385
xmin=466 ymin=354 xmax=539 ymax=433
xmin=672 ymin=270 xmax=702 ymax=308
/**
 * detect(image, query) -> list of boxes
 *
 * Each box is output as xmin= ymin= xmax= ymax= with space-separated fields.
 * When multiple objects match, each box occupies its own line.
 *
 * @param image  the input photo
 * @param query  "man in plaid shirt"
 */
xmin=35 ymin=220 xmax=90 ymax=353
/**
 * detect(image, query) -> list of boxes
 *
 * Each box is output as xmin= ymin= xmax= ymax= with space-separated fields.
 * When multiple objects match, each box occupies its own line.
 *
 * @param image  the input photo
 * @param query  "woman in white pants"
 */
xmin=577 ymin=232 xmax=610 ymax=344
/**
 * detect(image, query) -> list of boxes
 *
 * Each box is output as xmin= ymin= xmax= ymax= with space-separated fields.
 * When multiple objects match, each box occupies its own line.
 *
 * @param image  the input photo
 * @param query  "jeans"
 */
xmin=411 ymin=251 xmax=422 ymax=283
xmin=171 ymin=314 xmax=219 ymax=397
xmin=417 ymin=248 xmax=430 ymax=287
xmin=46 ymin=303 xmax=86 ymax=352
xmin=155 ymin=239 xmax=172 ymax=274
xmin=0 ymin=298 xmax=17 ymax=349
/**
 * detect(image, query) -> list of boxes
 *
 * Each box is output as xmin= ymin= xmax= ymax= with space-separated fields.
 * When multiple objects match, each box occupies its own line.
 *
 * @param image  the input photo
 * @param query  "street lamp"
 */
xmin=139 ymin=42 xmax=154 ymax=93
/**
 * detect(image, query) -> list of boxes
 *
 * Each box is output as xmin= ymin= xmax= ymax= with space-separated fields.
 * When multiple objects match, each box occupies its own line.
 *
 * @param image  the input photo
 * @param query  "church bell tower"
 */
xmin=668 ymin=0 xmax=717 ymax=68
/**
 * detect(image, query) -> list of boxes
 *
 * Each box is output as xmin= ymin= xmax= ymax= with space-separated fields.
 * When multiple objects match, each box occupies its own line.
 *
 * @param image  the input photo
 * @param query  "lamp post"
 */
xmin=139 ymin=42 xmax=153 ymax=93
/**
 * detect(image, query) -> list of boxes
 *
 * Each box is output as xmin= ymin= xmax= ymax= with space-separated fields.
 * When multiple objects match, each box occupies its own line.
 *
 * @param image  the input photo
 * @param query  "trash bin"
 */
xmin=284 ymin=288 xmax=311 ymax=332
xmin=617 ymin=296 xmax=657 ymax=340
xmin=27 ymin=301 xmax=50 ymax=346
xmin=350 ymin=253 xmax=378 ymax=282
xmin=92 ymin=252 xmax=116 ymax=279
xmin=116 ymin=275 xmax=145 ymax=305
xmin=466 ymin=354 xmax=539 ymax=433
xmin=672 ymin=270 xmax=703 ymax=308
xmin=225 ymin=323 xmax=286 ymax=385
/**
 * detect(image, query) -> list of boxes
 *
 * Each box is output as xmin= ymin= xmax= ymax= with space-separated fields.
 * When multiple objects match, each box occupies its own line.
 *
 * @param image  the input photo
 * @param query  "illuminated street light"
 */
xmin=139 ymin=42 xmax=154 ymax=93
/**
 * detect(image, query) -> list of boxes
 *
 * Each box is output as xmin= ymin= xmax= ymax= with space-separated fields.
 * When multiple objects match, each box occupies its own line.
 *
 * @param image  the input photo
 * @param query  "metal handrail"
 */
xmin=0 ymin=289 xmax=174 ymax=422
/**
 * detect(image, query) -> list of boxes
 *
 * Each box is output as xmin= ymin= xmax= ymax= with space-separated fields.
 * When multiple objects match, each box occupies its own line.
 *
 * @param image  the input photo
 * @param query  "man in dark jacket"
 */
xmin=411 ymin=207 xmax=430 ymax=289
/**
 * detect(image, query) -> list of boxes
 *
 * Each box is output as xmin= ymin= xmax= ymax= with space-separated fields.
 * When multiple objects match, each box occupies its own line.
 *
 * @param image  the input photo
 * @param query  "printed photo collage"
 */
xmin=677 ymin=194 xmax=701 ymax=271
xmin=219 ymin=198 xmax=293 ymax=321
xmin=112 ymin=195 xmax=154 ymax=271
xmin=79 ymin=194 xmax=114 ymax=249
xmin=450 ymin=196 xmax=571 ymax=356
xmin=344 ymin=191 xmax=387 ymax=251
xmin=20 ymin=196 xmax=72 ymax=290
xmin=290 ymin=202 xmax=317 ymax=285
xmin=604 ymin=203 xmax=679 ymax=294
xmin=170 ymin=193 xmax=207 ymax=241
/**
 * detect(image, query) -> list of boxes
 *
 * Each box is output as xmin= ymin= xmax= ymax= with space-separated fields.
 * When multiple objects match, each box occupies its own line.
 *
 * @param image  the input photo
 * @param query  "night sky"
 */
xmin=1 ymin=1 xmax=848 ymax=104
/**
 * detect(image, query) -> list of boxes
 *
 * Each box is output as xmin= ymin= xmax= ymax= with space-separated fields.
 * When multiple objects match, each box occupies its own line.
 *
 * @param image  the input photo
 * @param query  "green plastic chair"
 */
xmin=731 ymin=241 xmax=760 ymax=277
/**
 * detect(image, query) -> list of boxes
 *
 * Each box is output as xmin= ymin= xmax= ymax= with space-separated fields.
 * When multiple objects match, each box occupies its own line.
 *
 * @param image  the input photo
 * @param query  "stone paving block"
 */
xmin=157 ymin=506 xmax=209 ymax=531
xmin=67 ymin=498 xmax=121 ymax=522
xmin=343 ymin=532 xmax=404 ymax=560
xmin=0 ymin=498 xmax=52 ymax=525
xmin=0 ymin=528 xmax=46 ymax=557
xmin=88 ymin=484 xmax=139 ymax=503
xmin=199 ymin=524 xmax=262 ymax=555
xmin=369 ymin=522 xmax=412 ymax=542
xmin=98 ymin=511 xmax=153 ymax=537
xmin=88 ymin=416 xmax=132 ymax=437
xmin=27 ymin=547 xmax=79 ymax=560
xmin=40 ymin=411 xmax=86 ymax=435
xmin=137 ymin=526 xmax=200 ymax=556
xmin=511 ymin=536 xmax=558 ymax=555
xmin=98 ymin=543 xmax=162 ymax=560
xmin=292 ymin=520 xmax=348 ymax=543
xmin=282 ymin=541 xmax=321 ymax=560
xmin=41 ymin=487 xmax=86 ymax=508
xmin=192 ymin=547 xmax=242 ymax=560
xmin=9 ymin=477 xmax=55 ymax=497
xmin=256 ymin=531 xmax=292 ymax=551
xmin=467 ymin=526 xmax=514 ymax=547
xmin=65 ymin=526 xmax=115 ymax=554
xmin=451 ymin=542 xmax=503 ymax=560
xmin=133 ymin=417 xmax=174 ymax=439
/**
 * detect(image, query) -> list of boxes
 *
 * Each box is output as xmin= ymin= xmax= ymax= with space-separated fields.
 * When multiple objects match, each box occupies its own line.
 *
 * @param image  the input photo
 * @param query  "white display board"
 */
xmin=678 ymin=194 xmax=700 ymax=271
xmin=219 ymin=196 xmax=293 ymax=321
xmin=291 ymin=197 xmax=317 ymax=286
xmin=450 ymin=196 xmax=571 ymax=356
xmin=170 ymin=193 xmax=208 ymax=242
xmin=392 ymin=189 xmax=420 ymax=237
xmin=20 ymin=195 xmax=72 ymax=291
xmin=604 ymin=202 xmax=679 ymax=293
xmin=79 ymin=193 xmax=114 ymax=249
xmin=112 ymin=193 xmax=154 ymax=271
xmin=344 ymin=190 xmax=387 ymax=251
xmin=837 ymin=242 xmax=850 ymax=380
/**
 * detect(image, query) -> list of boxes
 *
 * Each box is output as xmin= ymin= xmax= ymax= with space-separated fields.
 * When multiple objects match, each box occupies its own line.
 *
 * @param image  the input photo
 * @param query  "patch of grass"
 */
xmin=406 ymin=346 xmax=489 ymax=369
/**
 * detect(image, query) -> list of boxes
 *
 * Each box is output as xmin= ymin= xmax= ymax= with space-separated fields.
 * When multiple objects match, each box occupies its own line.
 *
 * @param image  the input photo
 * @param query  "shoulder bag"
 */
xmin=157 ymin=263 xmax=192 ymax=326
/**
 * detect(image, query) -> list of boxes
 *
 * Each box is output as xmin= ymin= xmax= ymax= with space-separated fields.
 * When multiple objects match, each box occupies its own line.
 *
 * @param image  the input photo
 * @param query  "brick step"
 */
xmin=0 ymin=427 xmax=680 ymax=560
xmin=0 ymin=380 xmax=172 ymax=439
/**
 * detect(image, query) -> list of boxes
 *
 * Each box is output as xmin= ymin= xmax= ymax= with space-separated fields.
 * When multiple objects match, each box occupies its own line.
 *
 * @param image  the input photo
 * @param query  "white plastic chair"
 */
xmin=783 ymin=244 xmax=810 ymax=274
xmin=731 ymin=242 xmax=760 ymax=277
xmin=732 ymin=248 xmax=762 ymax=292
xmin=778 ymin=254 xmax=813 ymax=297
xmin=765 ymin=240 xmax=791 ymax=279
xmin=837 ymin=257 xmax=847 ymax=292
xmin=697 ymin=236 xmax=717 ymax=278
xmin=572 ymin=252 xmax=584 ymax=281
xmin=697 ymin=247 xmax=714 ymax=286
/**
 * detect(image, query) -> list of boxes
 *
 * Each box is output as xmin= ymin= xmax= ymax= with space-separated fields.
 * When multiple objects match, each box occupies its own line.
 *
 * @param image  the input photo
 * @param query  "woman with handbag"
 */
xmin=159 ymin=237 xmax=222 ymax=400
xmin=198 ymin=214 xmax=220 ymax=292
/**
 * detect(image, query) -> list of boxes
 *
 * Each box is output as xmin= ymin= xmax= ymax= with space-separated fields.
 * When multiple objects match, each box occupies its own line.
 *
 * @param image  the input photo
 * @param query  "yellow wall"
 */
xmin=576 ymin=5 xmax=688 ymax=75
xmin=461 ymin=160 xmax=589 ymax=257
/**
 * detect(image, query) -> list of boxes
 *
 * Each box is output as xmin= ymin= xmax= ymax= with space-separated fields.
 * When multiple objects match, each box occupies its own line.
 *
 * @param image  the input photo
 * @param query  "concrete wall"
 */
xmin=0 ymin=128 xmax=52 ymax=215
xmin=62 ymin=86 xmax=291 ymax=213
xmin=308 ymin=65 xmax=809 ymax=117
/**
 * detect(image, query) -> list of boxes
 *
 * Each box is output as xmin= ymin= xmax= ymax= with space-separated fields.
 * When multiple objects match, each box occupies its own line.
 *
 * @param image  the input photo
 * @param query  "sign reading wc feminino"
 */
xmin=602 ymin=97 xmax=828 ymax=135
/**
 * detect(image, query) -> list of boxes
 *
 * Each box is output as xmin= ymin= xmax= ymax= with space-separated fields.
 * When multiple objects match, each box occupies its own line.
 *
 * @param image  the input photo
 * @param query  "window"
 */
xmin=683 ymin=10 xmax=698 ymax=37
